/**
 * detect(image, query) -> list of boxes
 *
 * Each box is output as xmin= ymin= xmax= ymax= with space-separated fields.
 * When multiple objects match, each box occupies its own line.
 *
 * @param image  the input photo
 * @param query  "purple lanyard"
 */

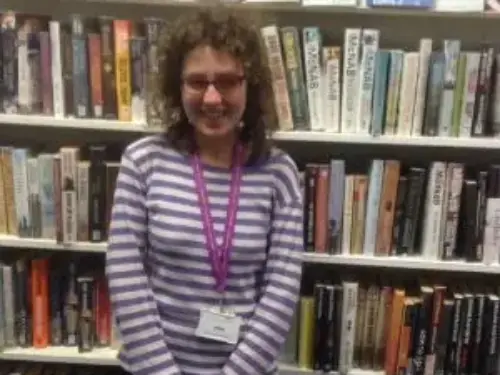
xmin=192 ymin=144 xmax=243 ymax=294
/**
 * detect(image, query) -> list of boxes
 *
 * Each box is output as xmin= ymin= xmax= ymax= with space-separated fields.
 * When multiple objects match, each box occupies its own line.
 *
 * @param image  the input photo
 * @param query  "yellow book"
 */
xmin=114 ymin=19 xmax=132 ymax=122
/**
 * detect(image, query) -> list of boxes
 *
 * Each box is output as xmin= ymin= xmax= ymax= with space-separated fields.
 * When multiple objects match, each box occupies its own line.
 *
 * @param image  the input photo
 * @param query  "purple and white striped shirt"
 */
xmin=106 ymin=135 xmax=304 ymax=375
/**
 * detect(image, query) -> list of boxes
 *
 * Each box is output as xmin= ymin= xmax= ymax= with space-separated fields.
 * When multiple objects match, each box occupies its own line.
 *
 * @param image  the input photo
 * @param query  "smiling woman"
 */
xmin=105 ymin=5 xmax=304 ymax=375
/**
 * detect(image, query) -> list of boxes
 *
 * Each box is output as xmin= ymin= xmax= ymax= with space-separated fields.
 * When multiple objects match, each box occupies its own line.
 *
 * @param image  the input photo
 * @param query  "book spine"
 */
xmin=88 ymin=32 xmax=104 ymax=118
xmin=420 ymin=161 xmax=446 ymax=259
xmin=355 ymin=28 xmax=379 ymax=134
xmin=322 ymin=46 xmax=341 ymax=133
xmin=260 ymin=25 xmax=293 ymax=131
xmin=303 ymin=27 xmax=322 ymax=131
xmin=411 ymin=38 xmax=433 ymax=136
xmin=49 ymin=20 xmax=65 ymax=117
xmin=339 ymin=282 xmax=358 ymax=375
xmin=114 ymin=19 xmax=132 ymax=122
xmin=281 ymin=26 xmax=309 ymax=131
xmin=100 ymin=17 xmax=117 ymax=120
xmin=72 ymin=15 xmax=90 ymax=118
xmin=341 ymin=28 xmax=361 ymax=134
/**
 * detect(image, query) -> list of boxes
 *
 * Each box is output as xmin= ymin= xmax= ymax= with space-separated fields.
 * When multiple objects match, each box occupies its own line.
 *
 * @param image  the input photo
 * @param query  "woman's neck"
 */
xmin=195 ymin=132 xmax=238 ymax=169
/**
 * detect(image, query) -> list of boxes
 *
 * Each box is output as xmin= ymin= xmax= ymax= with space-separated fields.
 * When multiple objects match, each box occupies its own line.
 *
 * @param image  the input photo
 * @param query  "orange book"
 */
xmin=396 ymin=297 xmax=415 ymax=373
xmin=88 ymin=32 xmax=104 ymax=118
xmin=384 ymin=288 xmax=406 ymax=375
xmin=31 ymin=258 xmax=50 ymax=348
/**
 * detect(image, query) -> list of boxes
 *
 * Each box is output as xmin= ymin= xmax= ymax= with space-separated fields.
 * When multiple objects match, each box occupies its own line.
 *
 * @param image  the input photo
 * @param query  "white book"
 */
xmin=77 ymin=161 xmax=90 ymax=242
xmin=38 ymin=154 xmax=56 ymax=240
xmin=2 ymin=265 xmax=15 ymax=347
xmin=341 ymin=28 xmax=362 ymax=134
xmin=17 ymin=29 xmax=30 ymax=112
xmin=341 ymin=175 xmax=354 ymax=255
xmin=303 ymin=27 xmax=323 ymax=131
xmin=260 ymin=25 xmax=294 ymax=131
xmin=339 ymin=282 xmax=358 ymax=375
xmin=355 ymin=29 xmax=379 ymax=134
xmin=411 ymin=38 xmax=433 ymax=136
xmin=323 ymin=48 xmax=341 ymax=133
xmin=396 ymin=52 xmax=419 ymax=136
xmin=362 ymin=160 xmax=384 ymax=256
xmin=49 ymin=21 xmax=65 ymax=118
xmin=420 ymin=161 xmax=447 ymax=260
xmin=441 ymin=163 xmax=464 ymax=260
xmin=483 ymin=197 xmax=500 ymax=265
xmin=60 ymin=147 xmax=79 ymax=243
xmin=12 ymin=148 xmax=31 ymax=237
xmin=438 ymin=40 xmax=461 ymax=136
xmin=459 ymin=52 xmax=481 ymax=137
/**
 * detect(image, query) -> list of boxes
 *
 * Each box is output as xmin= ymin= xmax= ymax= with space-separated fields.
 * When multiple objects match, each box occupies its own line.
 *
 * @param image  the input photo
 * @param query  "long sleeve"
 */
xmin=106 ymin=152 xmax=181 ymax=375
xmin=221 ymin=161 xmax=304 ymax=375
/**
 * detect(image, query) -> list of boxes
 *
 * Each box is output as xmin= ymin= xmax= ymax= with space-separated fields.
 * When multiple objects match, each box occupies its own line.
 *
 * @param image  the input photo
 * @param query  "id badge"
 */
xmin=195 ymin=307 xmax=242 ymax=345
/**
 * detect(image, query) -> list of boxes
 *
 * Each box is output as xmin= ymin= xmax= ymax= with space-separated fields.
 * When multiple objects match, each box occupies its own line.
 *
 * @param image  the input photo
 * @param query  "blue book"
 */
xmin=366 ymin=0 xmax=434 ymax=8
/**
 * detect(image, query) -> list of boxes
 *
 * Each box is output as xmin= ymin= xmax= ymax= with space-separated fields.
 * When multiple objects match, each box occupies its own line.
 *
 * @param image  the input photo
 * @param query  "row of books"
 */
xmin=3 ymin=10 xmax=500 ymax=140
xmin=303 ymin=159 xmax=500 ymax=265
xmin=0 ymin=253 xmax=118 ymax=352
xmin=264 ymin=24 xmax=500 ymax=137
xmin=0 ymin=12 xmax=166 ymax=126
xmin=282 ymin=280 xmax=500 ymax=375
xmin=1 ymin=363 xmax=126 ymax=375
xmin=0 ymin=146 xmax=118 ymax=243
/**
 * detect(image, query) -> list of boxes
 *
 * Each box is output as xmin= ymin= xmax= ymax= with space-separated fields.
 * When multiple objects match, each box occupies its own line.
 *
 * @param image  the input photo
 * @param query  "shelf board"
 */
xmin=0 ymin=236 xmax=107 ymax=253
xmin=0 ymin=237 xmax=498 ymax=274
xmin=0 ymin=114 xmax=157 ymax=133
xmin=78 ymin=0 xmax=498 ymax=20
xmin=273 ymin=131 xmax=500 ymax=150
xmin=304 ymin=253 xmax=500 ymax=274
xmin=0 ymin=346 xmax=381 ymax=374
xmin=0 ymin=346 xmax=119 ymax=366
xmin=1 ymin=114 xmax=500 ymax=150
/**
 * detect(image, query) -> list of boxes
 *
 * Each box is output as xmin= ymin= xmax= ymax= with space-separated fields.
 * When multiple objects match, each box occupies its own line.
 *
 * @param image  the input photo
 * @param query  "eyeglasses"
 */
xmin=182 ymin=74 xmax=246 ymax=96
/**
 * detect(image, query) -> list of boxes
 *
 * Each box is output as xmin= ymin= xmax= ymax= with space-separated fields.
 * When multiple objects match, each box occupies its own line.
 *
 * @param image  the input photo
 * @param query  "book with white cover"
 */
xmin=396 ymin=52 xmax=419 ymax=136
xmin=341 ymin=28 xmax=361 ymax=134
xmin=303 ymin=27 xmax=323 ymax=131
xmin=411 ymin=38 xmax=432 ymax=136
xmin=420 ymin=161 xmax=446 ymax=260
xmin=355 ymin=29 xmax=379 ymax=134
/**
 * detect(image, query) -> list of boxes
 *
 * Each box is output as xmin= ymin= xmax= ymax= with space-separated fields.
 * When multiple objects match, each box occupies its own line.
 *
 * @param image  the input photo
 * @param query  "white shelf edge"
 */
xmin=273 ymin=131 xmax=500 ymax=149
xmin=0 ymin=236 xmax=498 ymax=274
xmin=0 ymin=346 xmax=119 ymax=366
xmin=0 ymin=236 xmax=107 ymax=253
xmin=0 ymin=114 xmax=159 ymax=133
xmin=1 ymin=114 xmax=500 ymax=150
xmin=78 ymin=0 xmax=499 ymax=20
xmin=0 ymin=347 xmax=380 ymax=374
xmin=304 ymin=253 xmax=500 ymax=274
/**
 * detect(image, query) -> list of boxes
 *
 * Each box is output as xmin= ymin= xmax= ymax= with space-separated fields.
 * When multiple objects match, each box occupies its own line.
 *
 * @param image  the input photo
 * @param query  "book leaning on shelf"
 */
xmin=302 ymin=159 xmax=500 ymax=264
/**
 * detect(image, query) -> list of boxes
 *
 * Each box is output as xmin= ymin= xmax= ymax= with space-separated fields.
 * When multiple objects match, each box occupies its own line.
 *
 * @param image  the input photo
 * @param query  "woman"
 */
xmin=106 ymin=5 xmax=304 ymax=375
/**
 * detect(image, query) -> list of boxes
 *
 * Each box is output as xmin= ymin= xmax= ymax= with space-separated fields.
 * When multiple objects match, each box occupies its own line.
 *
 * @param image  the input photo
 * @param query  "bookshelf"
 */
xmin=1 ymin=1 xmax=500 ymax=375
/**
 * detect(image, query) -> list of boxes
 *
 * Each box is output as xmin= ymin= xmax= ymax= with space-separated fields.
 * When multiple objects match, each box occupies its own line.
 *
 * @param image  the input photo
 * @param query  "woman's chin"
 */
xmin=197 ymin=122 xmax=235 ymax=139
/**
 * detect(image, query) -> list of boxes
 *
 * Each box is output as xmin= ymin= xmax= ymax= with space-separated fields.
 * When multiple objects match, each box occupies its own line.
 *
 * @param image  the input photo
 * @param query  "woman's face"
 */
xmin=181 ymin=45 xmax=247 ymax=141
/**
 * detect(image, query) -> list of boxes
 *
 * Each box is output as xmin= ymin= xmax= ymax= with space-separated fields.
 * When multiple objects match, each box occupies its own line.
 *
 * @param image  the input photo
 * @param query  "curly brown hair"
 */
xmin=155 ymin=4 xmax=278 ymax=165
